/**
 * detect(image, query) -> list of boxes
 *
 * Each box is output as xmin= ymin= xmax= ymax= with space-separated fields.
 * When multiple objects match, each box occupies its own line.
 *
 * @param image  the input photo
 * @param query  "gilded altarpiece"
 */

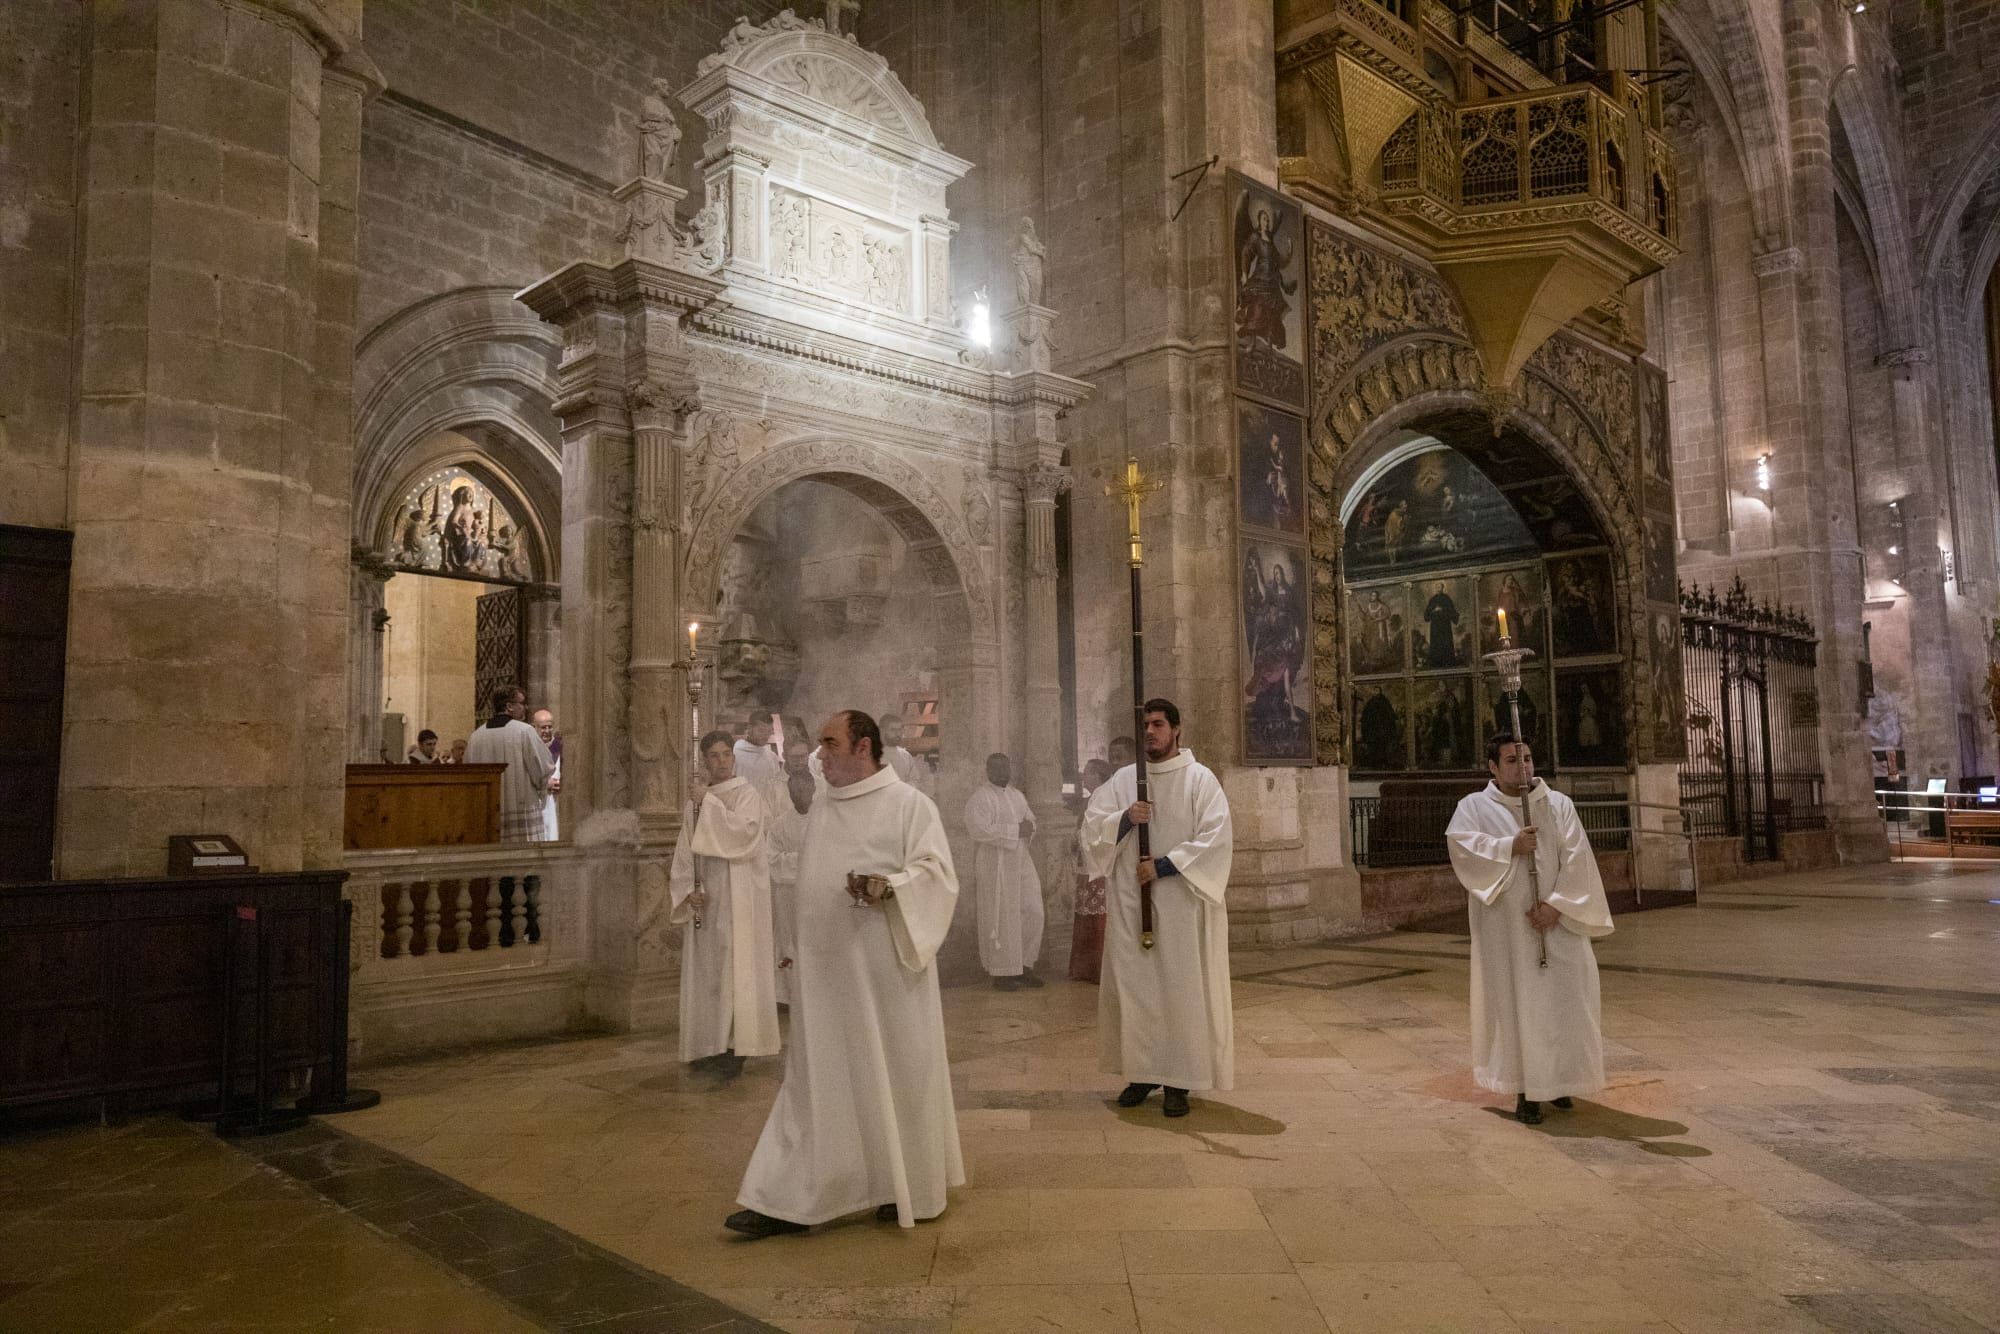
xmin=1304 ymin=219 xmax=1683 ymax=770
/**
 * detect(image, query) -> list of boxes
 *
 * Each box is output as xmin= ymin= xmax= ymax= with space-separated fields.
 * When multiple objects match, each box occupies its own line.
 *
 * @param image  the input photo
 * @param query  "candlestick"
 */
xmin=1496 ymin=608 xmax=1509 ymax=642
xmin=687 ymin=620 xmax=699 ymax=657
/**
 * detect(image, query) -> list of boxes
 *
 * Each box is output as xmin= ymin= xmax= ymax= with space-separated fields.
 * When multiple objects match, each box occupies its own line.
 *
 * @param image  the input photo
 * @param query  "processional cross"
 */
xmin=1109 ymin=455 xmax=1166 ymax=948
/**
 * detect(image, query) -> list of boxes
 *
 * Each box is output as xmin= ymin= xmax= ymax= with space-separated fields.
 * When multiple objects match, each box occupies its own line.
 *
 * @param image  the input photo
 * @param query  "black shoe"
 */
xmin=1515 ymin=1096 xmax=1542 ymax=1125
xmin=1550 ymin=1096 xmax=1574 ymax=1110
xmin=1116 ymin=1082 xmax=1160 ymax=1107
xmin=725 ymin=1208 xmax=808 ymax=1238
xmin=993 ymin=975 xmax=1022 ymax=991
xmin=1018 ymin=969 xmax=1047 ymax=989
xmin=876 ymin=1203 xmax=899 ymax=1223
xmin=718 ymin=1052 xmax=746 ymax=1077
xmin=1162 ymin=1087 xmax=1190 ymax=1118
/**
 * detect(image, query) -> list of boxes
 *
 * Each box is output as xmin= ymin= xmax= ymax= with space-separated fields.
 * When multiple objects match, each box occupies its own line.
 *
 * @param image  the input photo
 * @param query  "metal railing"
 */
xmin=1875 ymin=788 xmax=2000 ymax=861
xmin=1348 ymin=792 xmax=1697 ymax=900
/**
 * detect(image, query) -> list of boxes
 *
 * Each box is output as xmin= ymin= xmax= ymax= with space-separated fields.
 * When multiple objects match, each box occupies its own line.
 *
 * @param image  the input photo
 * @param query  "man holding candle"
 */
xmin=1445 ymin=730 xmax=1613 ymax=1125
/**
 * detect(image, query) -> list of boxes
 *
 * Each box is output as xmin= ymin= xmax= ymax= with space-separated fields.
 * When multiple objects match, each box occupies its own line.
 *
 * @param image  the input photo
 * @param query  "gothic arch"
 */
xmin=368 ymin=439 xmax=555 ymax=583
xmin=684 ymin=434 xmax=995 ymax=648
xmin=352 ymin=287 xmax=563 ymax=560
xmin=1829 ymin=64 xmax=1920 ymax=345
xmin=1661 ymin=0 xmax=1793 ymax=248
xmin=1920 ymin=105 xmax=2000 ymax=279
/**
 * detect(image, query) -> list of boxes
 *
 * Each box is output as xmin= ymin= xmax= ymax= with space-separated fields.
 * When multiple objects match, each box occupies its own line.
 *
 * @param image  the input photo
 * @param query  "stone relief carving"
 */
xmin=685 ymin=343 xmax=985 ymax=438
xmin=963 ymin=478 xmax=993 ymax=544
xmin=701 ymin=9 xmax=819 ymax=76
xmin=766 ymin=186 xmax=910 ymax=314
xmin=765 ymin=54 xmax=898 ymax=127
xmin=638 ymin=78 xmax=682 ymax=179
xmin=618 ymin=189 xmax=676 ymax=264
xmin=1307 ymin=221 xmax=1466 ymax=387
xmin=1526 ymin=334 xmax=1637 ymax=458
xmin=685 ymin=407 xmax=758 ymax=521
xmin=688 ymin=200 xmax=727 ymax=269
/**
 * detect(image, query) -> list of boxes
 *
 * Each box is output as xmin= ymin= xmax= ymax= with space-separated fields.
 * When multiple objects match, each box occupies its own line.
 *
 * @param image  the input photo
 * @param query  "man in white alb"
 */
xmin=733 ymin=716 xmax=781 ymax=790
xmin=670 ymin=730 xmax=780 ymax=1075
xmin=1082 ymin=698 xmax=1234 ymax=1119
xmin=880 ymin=712 xmax=929 ymax=795
xmin=964 ymin=752 xmax=1045 ymax=991
xmin=759 ymin=736 xmax=816 ymax=1004
xmin=728 ymin=710 xmax=963 ymax=1237
xmin=1446 ymin=731 xmax=1613 ymax=1124
xmin=463 ymin=684 xmax=553 ymax=843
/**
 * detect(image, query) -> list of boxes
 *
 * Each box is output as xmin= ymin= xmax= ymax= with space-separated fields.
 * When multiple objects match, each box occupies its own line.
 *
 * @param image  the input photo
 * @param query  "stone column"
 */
xmin=58 ymin=0 xmax=372 ymax=877
xmin=521 ymin=584 xmax=562 ymax=719
xmin=629 ymin=380 xmax=699 ymax=833
xmin=348 ymin=550 xmax=393 ymax=762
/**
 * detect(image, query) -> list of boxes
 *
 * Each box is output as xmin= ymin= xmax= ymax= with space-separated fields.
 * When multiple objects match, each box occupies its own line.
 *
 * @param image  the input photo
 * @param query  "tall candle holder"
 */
xmin=681 ymin=622 xmax=704 ymax=930
xmin=1484 ymin=615 xmax=1548 ymax=971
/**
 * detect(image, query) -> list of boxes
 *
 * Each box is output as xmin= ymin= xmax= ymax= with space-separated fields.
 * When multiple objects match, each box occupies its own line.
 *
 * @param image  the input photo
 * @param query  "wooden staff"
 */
xmin=1111 ymin=456 xmax=1164 ymax=950
xmin=1484 ymin=612 xmax=1547 ymax=970
xmin=686 ymin=621 xmax=704 ymax=930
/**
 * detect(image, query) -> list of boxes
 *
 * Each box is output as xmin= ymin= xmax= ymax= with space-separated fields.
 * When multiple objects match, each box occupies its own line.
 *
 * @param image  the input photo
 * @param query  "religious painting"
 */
xmin=1241 ymin=541 xmax=1314 ymax=763
xmin=1228 ymin=171 xmax=1306 ymax=408
xmin=1351 ymin=679 xmax=1409 ymax=772
xmin=383 ymin=466 xmax=536 ymax=584
xmin=1410 ymin=575 xmax=1474 ymax=672
xmin=1548 ymin=553 xmax=1617 ymax=657
xmin=1237 ymin=398 xmax=1305 ymax=536
xmin=1479 ymin=668 xmax=1551 ymax=764
xmin=1347 ymin=583 xmax=1407 ymax=676
xmin=1412 ymin=676 xmax=1476 ymax=771
xmin=1649 ymin=607 xmax=1688 ymax=761
xmin=1344 ymin=447 xmax=1537 ymax=577
xmin=1477 ymin=565 xmax=1547 ymax=657
xmin=1643 ymin=499 xmax=1677 ymax=604
xmin=1556 ymin=667 xmax=1627 ymax=768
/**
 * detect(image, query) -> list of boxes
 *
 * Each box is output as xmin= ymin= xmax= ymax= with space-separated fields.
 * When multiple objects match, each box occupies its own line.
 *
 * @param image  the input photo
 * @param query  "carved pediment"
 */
xmin=690 ymin=13 xmax=939 ymax=150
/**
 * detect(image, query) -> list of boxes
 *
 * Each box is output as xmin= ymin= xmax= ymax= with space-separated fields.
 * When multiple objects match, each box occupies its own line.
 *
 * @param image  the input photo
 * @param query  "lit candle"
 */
xmin=688 ymin=621 xmax=699 ymax=657
xmin=1496 ymin=608 xmax=1509 ymax=641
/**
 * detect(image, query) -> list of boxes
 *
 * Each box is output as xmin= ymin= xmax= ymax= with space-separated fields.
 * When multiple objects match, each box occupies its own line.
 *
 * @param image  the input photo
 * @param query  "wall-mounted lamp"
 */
xmin=1754 ymin=452 xmax=1772 ymax=497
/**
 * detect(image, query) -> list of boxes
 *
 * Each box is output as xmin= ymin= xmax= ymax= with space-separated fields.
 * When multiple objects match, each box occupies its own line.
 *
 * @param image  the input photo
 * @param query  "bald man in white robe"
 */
xmin=1082 ymin=699 xmax=1233 ymax=1119
xmin=964 ymin=752 xmax=1045 ymax=990
xmin=1446 ymin=732 xmax=1613 ymax=1124
xmin=729 ymin=709 xmax=964 ymax=1237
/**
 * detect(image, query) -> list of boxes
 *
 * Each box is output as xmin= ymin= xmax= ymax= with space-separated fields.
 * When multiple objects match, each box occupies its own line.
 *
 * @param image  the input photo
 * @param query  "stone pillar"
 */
xmin=629 ymin=380 xmax=698 ymax=833
xmin=348 ymin=550 xmax=392 ymax=762
xmin=521 ymin=584 xmax=561 ymax=719
xmin=1879 ymin=345 xmax=1958 ymax=785
xmin=518 ymin=258 xmax=721 ymax=1030
xmin=58 ymin=0 xmax=373 ymax=877
xmin=1020 ymin=460 xmax=1075 ymax=890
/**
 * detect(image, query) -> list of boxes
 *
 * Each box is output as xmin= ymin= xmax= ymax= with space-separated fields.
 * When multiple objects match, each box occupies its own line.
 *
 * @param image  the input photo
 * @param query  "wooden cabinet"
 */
xmin=344 ymin=763 xmax=502 ymax=849
xmin=0 ymin=872 xmax=346 ymax=1118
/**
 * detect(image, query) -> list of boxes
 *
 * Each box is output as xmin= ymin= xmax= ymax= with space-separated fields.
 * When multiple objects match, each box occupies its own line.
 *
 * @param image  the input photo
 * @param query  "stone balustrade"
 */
xmin=341 ymin=842 xmax=597 ymax=1063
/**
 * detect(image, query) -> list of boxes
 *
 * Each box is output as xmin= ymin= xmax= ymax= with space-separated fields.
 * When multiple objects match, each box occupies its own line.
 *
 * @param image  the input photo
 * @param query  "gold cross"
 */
xmin=1106 ymin=455 xmax=1165 ymax=567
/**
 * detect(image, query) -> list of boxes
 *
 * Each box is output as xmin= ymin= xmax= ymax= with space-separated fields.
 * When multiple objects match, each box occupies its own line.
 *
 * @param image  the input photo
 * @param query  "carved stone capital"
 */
xmin=350 ymin=542 xmax=395 ymax=582
xmin=630 ymin=378 xmax=700 ymax=433
xmin=1877 ymin=345 xmax=1932 ymax=370
xmin=1022 ymin=461 xmax=1072 ymax=507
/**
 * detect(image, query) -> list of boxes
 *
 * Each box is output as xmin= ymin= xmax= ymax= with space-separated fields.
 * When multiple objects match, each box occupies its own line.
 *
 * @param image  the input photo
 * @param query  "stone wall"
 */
xmin=0 ymin=2 xmax=85 ymax=530
xmin=355 ymin=0 xmax=792 ymax=337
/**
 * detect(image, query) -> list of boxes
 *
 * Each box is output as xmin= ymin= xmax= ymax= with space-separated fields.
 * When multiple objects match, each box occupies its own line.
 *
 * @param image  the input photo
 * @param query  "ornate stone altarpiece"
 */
xmin=1304 ymin=218 xmax=1684 ymax=769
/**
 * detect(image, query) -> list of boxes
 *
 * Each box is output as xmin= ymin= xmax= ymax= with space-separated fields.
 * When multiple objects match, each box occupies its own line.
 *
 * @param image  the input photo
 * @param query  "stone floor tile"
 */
xmin=1116 ymin=1228 xmax=1296 ymax=1275
xmin=1295 ymin=1260 xmax=1523 ymax=1332
xmin=1026 ymin=1187 xmax=1265 ymax=1231
xmin=949 ymin=1283 xmax=1137 ymax=1333
xmin=1129 ymin=1273 xmax=1330 ymax=1334
xmin=930 ymin=1230 xmax=1128 ymax=1286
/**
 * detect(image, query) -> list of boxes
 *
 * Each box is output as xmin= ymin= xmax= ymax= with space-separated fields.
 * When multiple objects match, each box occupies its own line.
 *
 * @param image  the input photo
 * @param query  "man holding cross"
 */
xmin=1446 ymin=732 xmax=1613 ymax=1124
xmin=1082 ymin=698 xmax=1234 ymax=1118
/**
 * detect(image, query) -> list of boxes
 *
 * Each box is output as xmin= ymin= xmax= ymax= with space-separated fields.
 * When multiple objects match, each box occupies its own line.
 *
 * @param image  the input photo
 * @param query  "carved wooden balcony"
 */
xmin=1277 ymin=0 xmax=1680 ymax=391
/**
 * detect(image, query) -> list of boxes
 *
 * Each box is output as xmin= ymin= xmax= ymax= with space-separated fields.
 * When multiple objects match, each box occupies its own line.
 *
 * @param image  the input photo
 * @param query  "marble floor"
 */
xmin=4 ymin=860 xmax=1998 ymax=1333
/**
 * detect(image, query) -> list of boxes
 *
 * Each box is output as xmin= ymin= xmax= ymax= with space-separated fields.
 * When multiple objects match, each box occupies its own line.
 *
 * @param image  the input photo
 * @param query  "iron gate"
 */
xmin=1678 ymin=578 xmax=1827 ymax=860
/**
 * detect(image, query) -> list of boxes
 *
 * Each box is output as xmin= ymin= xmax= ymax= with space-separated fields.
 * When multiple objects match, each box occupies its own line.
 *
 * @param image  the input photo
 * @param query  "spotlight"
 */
xmin=1754 ymin=453 xmax=1772 ymax=495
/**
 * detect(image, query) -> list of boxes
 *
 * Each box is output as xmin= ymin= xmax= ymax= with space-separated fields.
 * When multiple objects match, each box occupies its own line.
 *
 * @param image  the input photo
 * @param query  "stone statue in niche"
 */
xmin=1012 ymin=216 xmax=1046 ymax=309
xmin=638 ymin=79 xmax=682 ymax=180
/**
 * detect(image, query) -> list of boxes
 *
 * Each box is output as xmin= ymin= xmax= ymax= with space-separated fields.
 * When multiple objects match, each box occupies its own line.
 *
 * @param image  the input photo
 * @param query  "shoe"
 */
xmin=993 ymin=976 xmax=1022 ymax=991
xmin=876 ymin=1203 xmax=899 ymax=1223
xmin=1018 ymin=969 xmax=1047 ymax=989
xmin=718 ymin=1052 xmax=746 ymax=1077
xmin=1116 ymin=1082 xmax=1160 ymax=1107
xmin=1162 ymin=1087 xmax=1190 ymax=1118
xmin=1514 ymin=1096 xmax=1542 ymax=1125
xmin=1550 ymin=1096 xmax=1574 ymax=1110
xmin=725 ymin=1208 xmax=808 ymax=1238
